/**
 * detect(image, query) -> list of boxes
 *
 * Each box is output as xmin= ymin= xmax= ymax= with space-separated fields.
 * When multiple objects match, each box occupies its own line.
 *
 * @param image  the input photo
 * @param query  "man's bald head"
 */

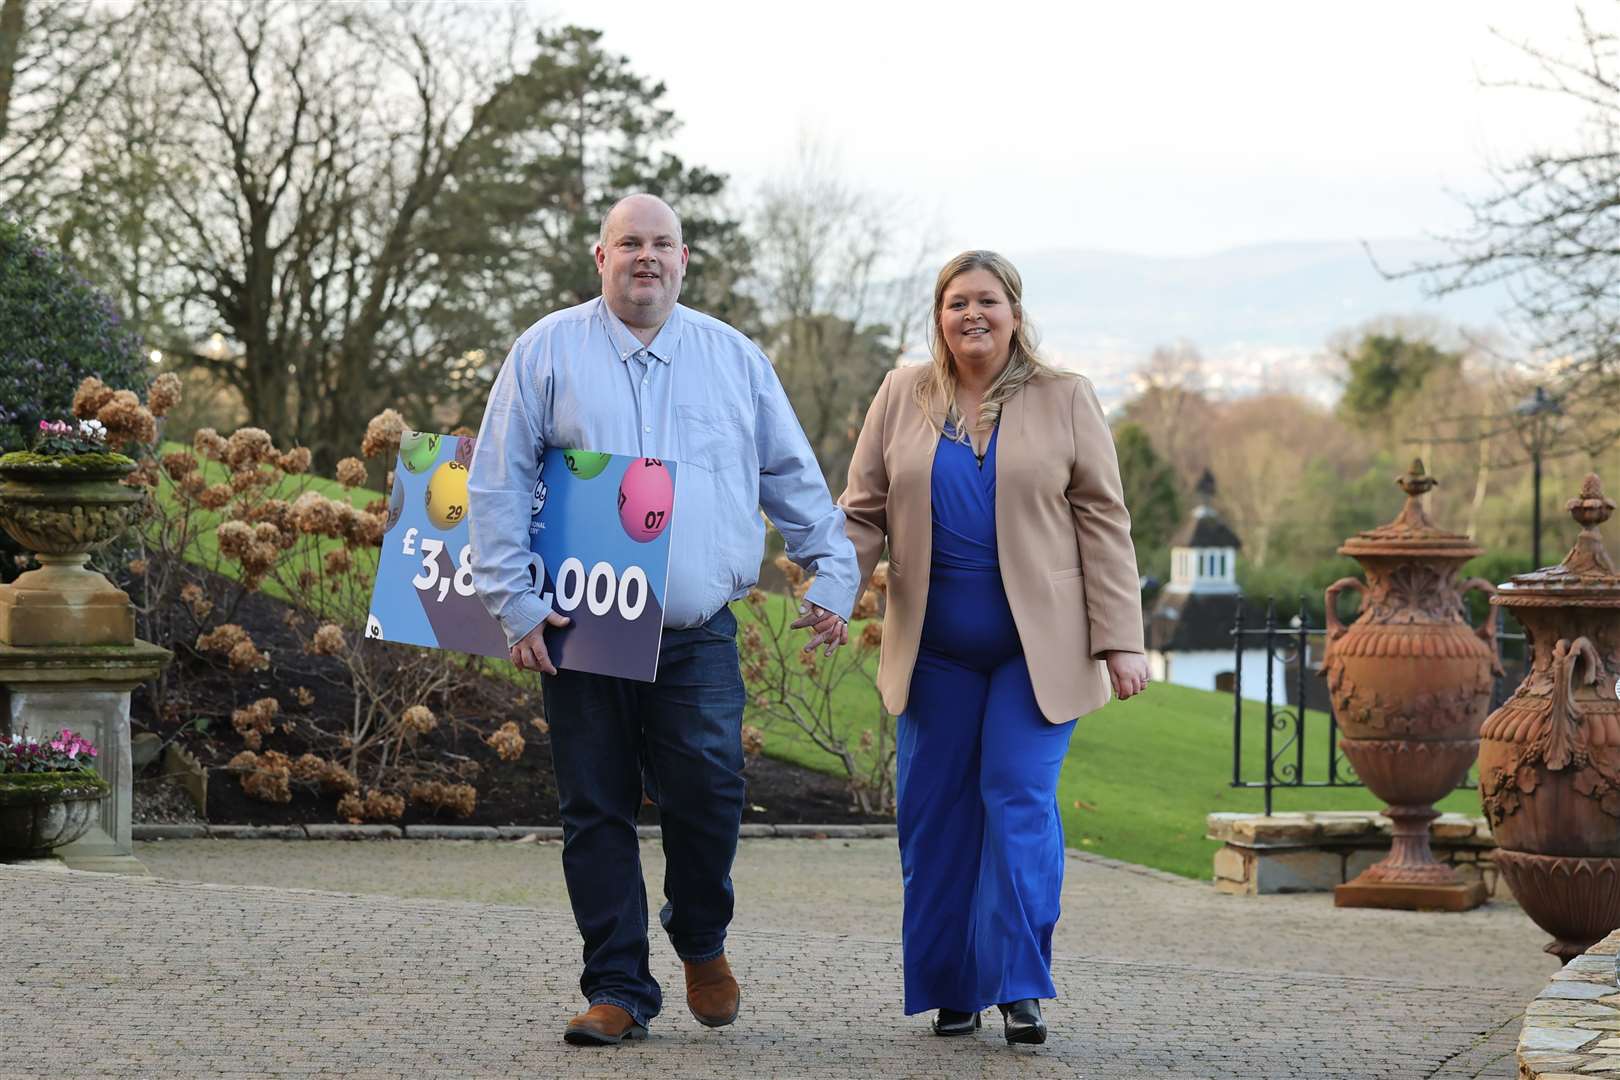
xmin=598 ymin=194 xmax=683 ymax=249
xmin=595 ymin=193 xmax=689 ymax=334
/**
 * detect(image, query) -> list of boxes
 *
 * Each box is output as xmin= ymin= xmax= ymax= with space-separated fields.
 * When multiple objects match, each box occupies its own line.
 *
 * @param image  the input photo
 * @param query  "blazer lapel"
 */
xmin=994 ymin=380 xmax=1024 ymax=544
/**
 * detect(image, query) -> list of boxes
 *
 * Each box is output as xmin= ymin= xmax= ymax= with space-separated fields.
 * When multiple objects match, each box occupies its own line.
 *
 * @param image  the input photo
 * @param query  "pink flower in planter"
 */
xmin=0 ymin=728 xmax=98 ymax=774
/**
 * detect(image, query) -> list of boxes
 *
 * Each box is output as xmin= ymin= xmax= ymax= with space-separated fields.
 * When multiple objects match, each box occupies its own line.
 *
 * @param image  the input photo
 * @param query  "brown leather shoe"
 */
xmin=563 ymin=1003 xmax=648 ymax=1046
xmin=683 ymin=954 xmax=740 ymax=1027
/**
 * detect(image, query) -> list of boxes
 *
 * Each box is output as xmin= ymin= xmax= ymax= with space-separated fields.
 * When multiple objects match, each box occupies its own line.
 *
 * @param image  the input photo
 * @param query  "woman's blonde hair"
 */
xmin=914 ymin=249 xmax=1067 ymax=441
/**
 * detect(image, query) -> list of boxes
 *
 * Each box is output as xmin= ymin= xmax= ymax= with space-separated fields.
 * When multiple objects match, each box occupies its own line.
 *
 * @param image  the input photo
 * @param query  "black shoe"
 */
xmin=998 ymin=999 xmax=1046 ymax=1045
xmin=931 ymin=1008 xmax=980 ymax=1036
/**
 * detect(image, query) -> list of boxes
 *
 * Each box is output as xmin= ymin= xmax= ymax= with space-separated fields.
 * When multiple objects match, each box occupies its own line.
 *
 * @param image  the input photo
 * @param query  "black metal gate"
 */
xmin=1230 ymin=598 xmax=1525 ymax=815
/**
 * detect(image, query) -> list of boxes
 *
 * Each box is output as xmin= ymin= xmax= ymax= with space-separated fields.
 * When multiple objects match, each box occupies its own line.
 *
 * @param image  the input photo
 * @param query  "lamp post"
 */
xmin=1516 ymin=386 xmax=1563 ymax=569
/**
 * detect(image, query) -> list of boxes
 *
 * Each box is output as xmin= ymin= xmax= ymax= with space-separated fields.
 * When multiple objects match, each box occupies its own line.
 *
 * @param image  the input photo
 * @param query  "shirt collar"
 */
xmin=597 ymin=297 xmax=684 ymax=365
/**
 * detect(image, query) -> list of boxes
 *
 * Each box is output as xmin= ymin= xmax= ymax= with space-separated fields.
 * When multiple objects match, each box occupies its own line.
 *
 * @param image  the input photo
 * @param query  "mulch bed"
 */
xmin=129 ymin=566 xmax=886 ymax=827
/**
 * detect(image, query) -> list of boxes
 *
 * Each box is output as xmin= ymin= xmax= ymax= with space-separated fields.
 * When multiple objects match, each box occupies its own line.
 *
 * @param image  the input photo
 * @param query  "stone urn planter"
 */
xmin=0 ymin=772 xmax=111 ymax=857
xmin=0 ymin=453 xmax=146 ymax=646
xmin=1319 ymin=460 xmax=1498 ymax=911
xmin=1482 ymin=474 xmax=1620 ymax=961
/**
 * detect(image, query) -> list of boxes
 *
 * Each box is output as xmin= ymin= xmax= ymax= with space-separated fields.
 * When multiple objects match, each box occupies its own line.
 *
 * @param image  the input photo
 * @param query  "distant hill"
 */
xmin=1004 ymin=239 xmax=1518 ymax=408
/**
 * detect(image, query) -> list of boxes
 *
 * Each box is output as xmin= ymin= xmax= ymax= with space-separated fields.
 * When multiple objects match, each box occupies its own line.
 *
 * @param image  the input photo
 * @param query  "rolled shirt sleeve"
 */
xmin=468 ymin=336 xmax=555 ymax=649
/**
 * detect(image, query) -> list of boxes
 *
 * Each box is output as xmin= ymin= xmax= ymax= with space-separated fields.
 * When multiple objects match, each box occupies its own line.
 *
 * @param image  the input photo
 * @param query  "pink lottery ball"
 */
xmin=618 ymin=458 xmax=673 ymax=543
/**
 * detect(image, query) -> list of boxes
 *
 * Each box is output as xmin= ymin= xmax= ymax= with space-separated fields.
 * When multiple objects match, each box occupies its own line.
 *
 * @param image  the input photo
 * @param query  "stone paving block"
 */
xmin=1318 ymin=815 xmax=1381 ymax=838
xmin=1252 ymin=848 xmax=1345 ymax=893
xmin=496 ymin=826 xmax=564 ymax=840
xmin=1433 ymin=813 xmax=1480 ymax=840
xmin=1344 ymin=847 xmax=1383 ymax=881
xmin=208 ymin=825 xmax=305 ymax=840
xmin=303 ymin=825 xmax=401 ymax=840
xmin=736 ymin=824 xmax=775 ymax=838
xmin=1212 ymin=845 xmax=1249 ymax=884
xmin=132 ymin=824 xmax=208 ymax=840
xmin=774 ymin=824 xmax=866 ymax=838
xmin=403 ymin=825 xmax=499 ymax=840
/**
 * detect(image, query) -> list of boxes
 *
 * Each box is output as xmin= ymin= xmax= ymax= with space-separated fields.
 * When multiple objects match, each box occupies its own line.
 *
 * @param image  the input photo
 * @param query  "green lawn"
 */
xmin=739 ymin=598 xmax=1481 ymax=881
xmin=1057 ymin=682 xmax=1479 ymax=879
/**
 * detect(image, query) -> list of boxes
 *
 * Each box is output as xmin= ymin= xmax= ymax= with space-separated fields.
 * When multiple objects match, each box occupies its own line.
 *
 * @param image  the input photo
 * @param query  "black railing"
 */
xmin=1230 ymin=597 xmax=1525 ymax=815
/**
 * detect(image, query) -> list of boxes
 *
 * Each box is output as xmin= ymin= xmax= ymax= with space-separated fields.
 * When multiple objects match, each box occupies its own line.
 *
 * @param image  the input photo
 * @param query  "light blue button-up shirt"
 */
xmin=468 ymin=297 xmax=859 ymax=647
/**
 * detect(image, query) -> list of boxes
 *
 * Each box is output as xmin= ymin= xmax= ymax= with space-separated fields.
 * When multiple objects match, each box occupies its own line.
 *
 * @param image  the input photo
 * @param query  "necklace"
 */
xmin=971 ymin=423 xmax=995 ymax=470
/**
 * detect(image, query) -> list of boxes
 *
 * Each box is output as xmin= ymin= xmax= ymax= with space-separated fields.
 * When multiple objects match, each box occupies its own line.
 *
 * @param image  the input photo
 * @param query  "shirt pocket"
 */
xmin=675 ymin=404 xmax=748 ymax=474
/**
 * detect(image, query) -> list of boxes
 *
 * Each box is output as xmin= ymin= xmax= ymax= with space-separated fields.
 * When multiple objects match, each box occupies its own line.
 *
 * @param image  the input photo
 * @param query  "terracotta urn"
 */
xmin=0 ymin=455 xmax=146 ymax=646
xmin=1319 ymin=460 xmax=1498 ymax=911
xmin=1482 ymin=474 xmax=1620 ymax=961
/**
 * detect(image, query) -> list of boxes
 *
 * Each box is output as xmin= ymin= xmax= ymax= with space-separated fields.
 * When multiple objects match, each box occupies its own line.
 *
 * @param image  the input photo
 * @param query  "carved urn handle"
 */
xmin=1319 ymin=577 xmax=1368 ymax=673
xmin=1458 ymin=577 xmax=1504 ymax=676
xmin=1546 ymin=636 xmax=1602 ymax=772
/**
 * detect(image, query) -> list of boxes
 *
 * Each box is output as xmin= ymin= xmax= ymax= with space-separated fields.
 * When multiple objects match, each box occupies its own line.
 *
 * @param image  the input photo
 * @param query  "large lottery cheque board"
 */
xmin=365 ymin=431 xmax=678 ymax=681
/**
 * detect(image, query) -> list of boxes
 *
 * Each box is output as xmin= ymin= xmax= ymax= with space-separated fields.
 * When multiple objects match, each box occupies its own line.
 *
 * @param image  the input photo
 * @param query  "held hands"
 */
xmin=790 ymin=601 xmax=849 ymax=657
xmin=509 ymin=611 xmax=573 ymax=675
xmin=1104 ymin=651 xmax=1150 ymax=701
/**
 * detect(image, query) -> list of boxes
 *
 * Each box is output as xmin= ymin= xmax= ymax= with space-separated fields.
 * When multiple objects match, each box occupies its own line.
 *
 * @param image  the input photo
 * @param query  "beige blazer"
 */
xmin=839 ymin=363 xmax=1144 ymax=723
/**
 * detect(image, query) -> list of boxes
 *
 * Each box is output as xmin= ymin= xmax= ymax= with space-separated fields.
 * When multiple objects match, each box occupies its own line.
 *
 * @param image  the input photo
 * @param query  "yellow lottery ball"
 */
xmin=424 ymin=460 xmax=470 ymax=529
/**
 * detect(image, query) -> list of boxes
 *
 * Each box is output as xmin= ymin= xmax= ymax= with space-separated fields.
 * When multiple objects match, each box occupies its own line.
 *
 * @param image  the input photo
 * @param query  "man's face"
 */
xmin=596 ymin=199 xmax=688 ymax=329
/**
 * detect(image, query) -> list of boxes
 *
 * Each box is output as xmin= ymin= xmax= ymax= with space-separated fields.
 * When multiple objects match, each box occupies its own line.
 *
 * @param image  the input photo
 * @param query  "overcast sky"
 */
xmin=531 ymin=0 xmax=1591 ymax=259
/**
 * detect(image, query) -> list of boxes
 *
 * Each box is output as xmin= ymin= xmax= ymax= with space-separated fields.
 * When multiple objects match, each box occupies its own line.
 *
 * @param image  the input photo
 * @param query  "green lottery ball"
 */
xmin=564 ymin=450 xmax=612 ymax=480
xmin=400 ymin=431 xmax=441 ymax=474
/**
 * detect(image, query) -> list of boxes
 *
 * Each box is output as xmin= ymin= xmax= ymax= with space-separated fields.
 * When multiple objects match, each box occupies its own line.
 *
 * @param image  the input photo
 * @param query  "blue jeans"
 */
xmin=540 ymin=605 xmax=747 ymax=1027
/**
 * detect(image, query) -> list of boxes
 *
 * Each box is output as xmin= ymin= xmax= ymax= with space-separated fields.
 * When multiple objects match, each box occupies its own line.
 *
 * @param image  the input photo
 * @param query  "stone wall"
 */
xmin=1207 ymin=811 xmax=1498 ymax=896
xmin=1516 ymin=928 xmax=1620 ymax=1077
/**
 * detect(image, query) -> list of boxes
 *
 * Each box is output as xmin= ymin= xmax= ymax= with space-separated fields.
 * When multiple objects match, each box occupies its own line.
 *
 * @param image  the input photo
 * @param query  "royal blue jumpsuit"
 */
xmin=896 ymin=422 xmax=1077 ymax=1015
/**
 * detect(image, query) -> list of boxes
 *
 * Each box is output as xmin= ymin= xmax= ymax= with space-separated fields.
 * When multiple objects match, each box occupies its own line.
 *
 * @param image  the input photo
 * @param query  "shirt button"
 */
xmin=643 ymin=425 xmax=652 ymax=433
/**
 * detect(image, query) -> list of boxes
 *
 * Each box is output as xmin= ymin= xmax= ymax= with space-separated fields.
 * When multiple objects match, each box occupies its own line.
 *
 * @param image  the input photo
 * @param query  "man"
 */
xmin=468 ymin=193 xmax=858 ymax=1046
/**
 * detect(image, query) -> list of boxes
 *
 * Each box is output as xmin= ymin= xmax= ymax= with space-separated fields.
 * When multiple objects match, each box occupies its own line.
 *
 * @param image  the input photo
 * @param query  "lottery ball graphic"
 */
xmin=454 ymin=436 xmax=476 ymax=468
xmin=385 ymin=476 xmax=405 ymax=531
xmin=564 ymin=449 xmax=611 ymax=480
xmin=400 ymin=431 xmax=441 ymax=474
xmin=424 ymin=460 xmax=470 ymax=529
xmin=618 ymin=458 xmax=673 ymax=543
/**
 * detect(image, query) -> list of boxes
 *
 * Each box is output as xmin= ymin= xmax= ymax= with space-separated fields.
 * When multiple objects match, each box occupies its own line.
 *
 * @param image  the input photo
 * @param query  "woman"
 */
xmin=837 ymin=250 xmax=1148 ymax=1045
